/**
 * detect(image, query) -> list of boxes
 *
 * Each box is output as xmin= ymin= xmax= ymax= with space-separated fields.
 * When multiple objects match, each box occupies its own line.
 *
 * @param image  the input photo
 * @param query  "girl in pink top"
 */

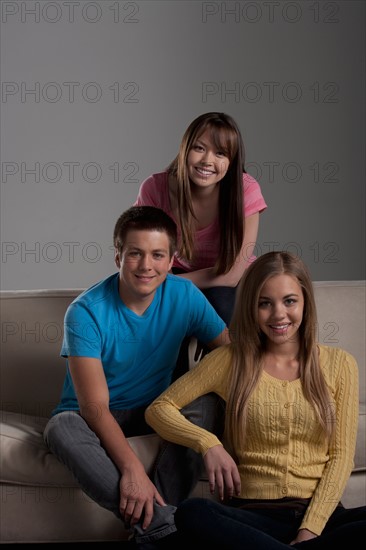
xmin=134 ymin=112 xmax=267 ymax=325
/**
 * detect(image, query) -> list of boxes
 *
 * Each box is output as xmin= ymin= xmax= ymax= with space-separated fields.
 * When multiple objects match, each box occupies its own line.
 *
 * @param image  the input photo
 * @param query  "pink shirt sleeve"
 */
xmin=243 ymin=172 xmax=267 ymax=217
xmin=133 ymin=172 xmax=173 ymax=215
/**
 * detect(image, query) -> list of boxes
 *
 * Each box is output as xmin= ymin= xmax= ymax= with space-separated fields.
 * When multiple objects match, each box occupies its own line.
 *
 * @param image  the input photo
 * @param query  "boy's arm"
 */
xmin=207 ymin=327 xmax=230 ymax=348
xmin=68 ymin=356 xmax=165 ymax=529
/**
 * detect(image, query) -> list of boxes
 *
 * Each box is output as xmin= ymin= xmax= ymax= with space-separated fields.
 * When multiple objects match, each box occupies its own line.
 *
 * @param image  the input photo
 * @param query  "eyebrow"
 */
xmin=194 ymin=138 xmax=206 ymax=146
xmin=127 ymin=246 xmax=168 ymax=254
xmin=259 ymin=293 xmax=299 ymax=299
xmin=195 ymin=136 xmax=228 ymax=152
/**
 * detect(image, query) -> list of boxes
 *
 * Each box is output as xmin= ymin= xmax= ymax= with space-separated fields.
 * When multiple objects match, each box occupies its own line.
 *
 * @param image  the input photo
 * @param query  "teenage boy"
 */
xmin=44 ymin=206 xmax=229 ymax=547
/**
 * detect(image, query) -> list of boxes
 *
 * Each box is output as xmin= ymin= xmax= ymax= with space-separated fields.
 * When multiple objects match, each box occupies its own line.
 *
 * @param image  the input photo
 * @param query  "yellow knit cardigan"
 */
xmin=145 ymin=345 xmax=359 ymax=536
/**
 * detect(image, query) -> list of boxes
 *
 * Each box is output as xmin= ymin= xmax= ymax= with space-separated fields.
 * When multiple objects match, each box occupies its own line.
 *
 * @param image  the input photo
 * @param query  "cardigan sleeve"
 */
xmin=300 ymin=347 xmax=359 ymax=535
xmin=145 ymin=346 xmax=231 ymax=455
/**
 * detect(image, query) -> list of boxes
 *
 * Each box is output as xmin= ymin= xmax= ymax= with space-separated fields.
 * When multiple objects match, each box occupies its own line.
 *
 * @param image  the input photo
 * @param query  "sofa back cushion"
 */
xmin=1 ymin=290 xmax=82 ymax=418
xmin=1 ymin=282 xmax=365 ymax=431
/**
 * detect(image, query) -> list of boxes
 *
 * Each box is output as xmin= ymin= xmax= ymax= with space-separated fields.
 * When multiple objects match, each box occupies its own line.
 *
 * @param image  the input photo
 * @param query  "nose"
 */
xmin=201 ymin=149 xmax=214 ymax=165
xmin=272 ymin=302 xmax=286 ymax=319
xmin=138 ymin=254 xmax=152 ymax=270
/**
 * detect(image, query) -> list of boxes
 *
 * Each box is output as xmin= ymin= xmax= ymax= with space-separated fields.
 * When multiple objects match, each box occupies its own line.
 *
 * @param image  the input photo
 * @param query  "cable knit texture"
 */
xmin=145 ymin=344 xmax=359 ymax=535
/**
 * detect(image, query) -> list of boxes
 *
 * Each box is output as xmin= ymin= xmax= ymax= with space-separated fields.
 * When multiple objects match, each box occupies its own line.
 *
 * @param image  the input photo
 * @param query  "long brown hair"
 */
xmin=226 ymin=251 xmax=335 ymax=454
xmin=168 ymin=112 xmax=245 ymax=275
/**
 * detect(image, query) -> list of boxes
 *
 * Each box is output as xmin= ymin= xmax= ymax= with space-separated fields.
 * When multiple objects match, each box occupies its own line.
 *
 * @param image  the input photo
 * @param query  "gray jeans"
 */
xmin=43 ymin=394 xmax=224 ymax=544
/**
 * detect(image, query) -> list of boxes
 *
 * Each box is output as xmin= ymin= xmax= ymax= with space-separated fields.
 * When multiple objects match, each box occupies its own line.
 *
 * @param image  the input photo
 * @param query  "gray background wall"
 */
xmin=1 ymin=0 xmax=365 ymax=290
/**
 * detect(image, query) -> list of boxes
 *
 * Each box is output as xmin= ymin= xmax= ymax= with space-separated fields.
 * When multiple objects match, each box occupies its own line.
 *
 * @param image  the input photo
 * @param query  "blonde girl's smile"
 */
xmin=268 ymin=323 xmax=291 ymax=336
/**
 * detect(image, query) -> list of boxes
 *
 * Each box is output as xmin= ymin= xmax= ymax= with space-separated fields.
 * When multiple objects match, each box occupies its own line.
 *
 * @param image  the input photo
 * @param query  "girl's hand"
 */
xmin=290 ymin=528 xmax=317 ymax=545
xmin=203 ymin=444 xmax=241 ymax=501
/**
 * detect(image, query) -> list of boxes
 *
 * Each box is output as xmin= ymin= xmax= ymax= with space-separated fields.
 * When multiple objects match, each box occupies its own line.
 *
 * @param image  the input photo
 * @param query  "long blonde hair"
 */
xmin=168 ymin=112 xmax=245 ymax=275
xmin=226 ymin=251 xmax=335 ymax=455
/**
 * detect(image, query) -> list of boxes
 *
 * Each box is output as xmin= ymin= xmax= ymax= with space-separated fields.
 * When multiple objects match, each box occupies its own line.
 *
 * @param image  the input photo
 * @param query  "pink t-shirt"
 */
xmin=134 ymin=171 xmax=267 ymax=271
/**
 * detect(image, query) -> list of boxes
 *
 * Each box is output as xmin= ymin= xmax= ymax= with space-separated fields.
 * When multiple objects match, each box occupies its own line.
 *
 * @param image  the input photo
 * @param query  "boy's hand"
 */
xmin=119 ymin=464 xmax=165 ymax=530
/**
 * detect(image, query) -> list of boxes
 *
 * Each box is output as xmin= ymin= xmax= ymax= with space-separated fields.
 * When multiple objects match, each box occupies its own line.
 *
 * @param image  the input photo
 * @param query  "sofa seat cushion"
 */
xmin=0 ymin=411 xmax=162 ymax=487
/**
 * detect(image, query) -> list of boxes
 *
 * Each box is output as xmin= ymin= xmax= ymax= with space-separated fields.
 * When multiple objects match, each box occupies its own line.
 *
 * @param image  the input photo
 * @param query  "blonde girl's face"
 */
xmin=187 ymin=129 xmax=230 ymax=188
xmin=257 ymin=274 xmax=304 ymax=347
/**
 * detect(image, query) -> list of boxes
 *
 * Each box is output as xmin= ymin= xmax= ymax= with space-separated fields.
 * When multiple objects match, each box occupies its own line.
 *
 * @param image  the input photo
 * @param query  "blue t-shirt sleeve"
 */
xmin=61 ymin=302 xmax=102 ymax=358
xmin=187 ymin=284 xmax=226 ymax=342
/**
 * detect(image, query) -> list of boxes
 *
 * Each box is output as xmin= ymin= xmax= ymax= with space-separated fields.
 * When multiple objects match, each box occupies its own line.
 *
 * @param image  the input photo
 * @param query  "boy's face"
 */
xmin=115 ymin=229 xmax=174 ymax=309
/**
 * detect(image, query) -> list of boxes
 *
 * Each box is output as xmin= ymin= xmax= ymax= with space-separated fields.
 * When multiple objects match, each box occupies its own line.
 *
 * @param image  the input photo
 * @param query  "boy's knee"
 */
xmin=181 ymin=393 xmax=224 ymax=435
xmin=44 ymin=411 xmax=80 ymax=445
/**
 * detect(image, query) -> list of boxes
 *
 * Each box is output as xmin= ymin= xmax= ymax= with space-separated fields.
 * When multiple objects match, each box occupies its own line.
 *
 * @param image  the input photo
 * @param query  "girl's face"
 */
xmin=257 ymin=274 xmax=304 ymax=348
xmin=187 ymin=129 xmax=230 ymax=188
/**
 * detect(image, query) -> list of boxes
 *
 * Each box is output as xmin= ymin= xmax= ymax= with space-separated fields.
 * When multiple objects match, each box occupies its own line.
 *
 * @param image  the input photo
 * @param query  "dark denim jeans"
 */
xmin=174 ymin=497 xmax=366 ymax=549
xmin=171 ymin=268 xmax=237 ymax=327
xmin=201 ymin=285 xmax=237 ymax=327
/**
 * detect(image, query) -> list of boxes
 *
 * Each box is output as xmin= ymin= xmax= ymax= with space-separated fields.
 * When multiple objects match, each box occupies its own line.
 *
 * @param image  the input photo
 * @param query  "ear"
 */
xmin=168 ymin=255 xmax=174 ymax=271
xmin=114 ymin=248 xmax=121 ymax=268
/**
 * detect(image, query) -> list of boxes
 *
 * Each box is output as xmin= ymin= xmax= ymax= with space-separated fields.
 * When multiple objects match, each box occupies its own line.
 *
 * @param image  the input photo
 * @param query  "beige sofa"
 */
xmin=1 ymin=282 xmax=365 ymax=543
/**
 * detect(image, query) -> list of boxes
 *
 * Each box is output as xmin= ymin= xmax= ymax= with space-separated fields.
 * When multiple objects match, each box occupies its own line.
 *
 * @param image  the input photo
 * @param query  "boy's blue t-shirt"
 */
xmin=53 ymin=273 xmax=226 ymax=414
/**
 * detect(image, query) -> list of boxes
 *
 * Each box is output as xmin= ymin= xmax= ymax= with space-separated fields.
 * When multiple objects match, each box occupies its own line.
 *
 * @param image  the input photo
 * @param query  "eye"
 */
xmin=128 ymin=250 xmax=140 ymax=258
xmin=153 ymin=253 xmax=164 ymax=259
xmin=193 ymin=144 xmax=204 ymax=152
xmin=259 ymin=300 xmax=271 ymax=308
xmin=284 ymin=298 xmax=296 ymax=305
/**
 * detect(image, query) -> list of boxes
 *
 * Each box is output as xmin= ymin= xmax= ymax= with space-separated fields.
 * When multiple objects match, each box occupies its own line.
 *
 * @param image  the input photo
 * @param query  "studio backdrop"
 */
xmin=1 ymin=0 xmax=365 ymax=290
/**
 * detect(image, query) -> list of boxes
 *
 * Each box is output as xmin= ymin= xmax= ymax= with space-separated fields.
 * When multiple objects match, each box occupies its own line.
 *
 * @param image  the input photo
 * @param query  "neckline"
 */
xmin=262 ymin=370 xmax=301 ymax=384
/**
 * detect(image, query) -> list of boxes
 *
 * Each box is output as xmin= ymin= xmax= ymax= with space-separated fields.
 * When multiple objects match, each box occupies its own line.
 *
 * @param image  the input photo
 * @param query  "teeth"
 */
xmin=197 ymin=167 xmax=214 ymax=175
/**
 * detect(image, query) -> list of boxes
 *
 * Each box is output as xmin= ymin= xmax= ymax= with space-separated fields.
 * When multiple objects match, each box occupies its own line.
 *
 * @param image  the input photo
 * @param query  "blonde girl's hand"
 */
xmin=203 ymin=444 xmax=241 ymax=501
xmin=290 ymin=529 xmax=318 ymax=545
